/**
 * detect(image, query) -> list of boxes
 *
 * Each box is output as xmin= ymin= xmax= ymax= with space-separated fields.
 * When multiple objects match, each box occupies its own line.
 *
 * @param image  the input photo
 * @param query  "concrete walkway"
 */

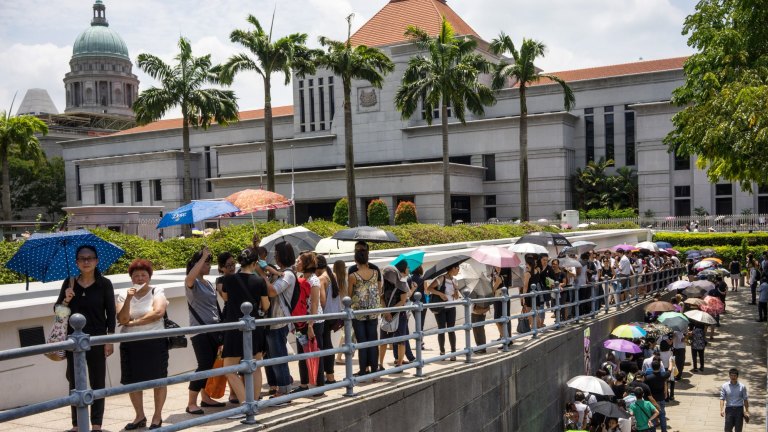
xmin=664 ymin=288 xmax=767 ymax=432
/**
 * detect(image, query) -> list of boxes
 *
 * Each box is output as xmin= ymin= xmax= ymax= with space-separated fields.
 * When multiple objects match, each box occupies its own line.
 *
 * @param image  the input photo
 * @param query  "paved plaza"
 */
xmin=1 ymin=287 xmax=765 ymax=431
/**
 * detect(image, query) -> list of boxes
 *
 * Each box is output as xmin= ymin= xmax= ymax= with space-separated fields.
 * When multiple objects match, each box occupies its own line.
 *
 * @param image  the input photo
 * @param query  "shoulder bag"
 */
xmin=45 ymin=277 xmax=75 ymax=361
xmin=153 ymin=288 xmax=187 ymax=349
xmin=379 ymin=286 xmax=401 ymax=333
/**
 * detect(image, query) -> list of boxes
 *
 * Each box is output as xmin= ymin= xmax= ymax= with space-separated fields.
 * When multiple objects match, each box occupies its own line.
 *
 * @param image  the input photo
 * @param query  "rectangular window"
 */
xmin=318 ymin=78 xmax=325 ymax=130
xmin=715 ymin=183 xmax=732 ymax=196
xmin=485 ymin=195 xmax=497 ymax=221
xmin=204 ymin=146 xmax=212 ymax=193
xmin=309 ymin=79 xmax=315 ymax=131
xmin=674 ymin=199 xmax=691 ymax=216
xmin=759 ymin=196 xmax=768 ymax=214
xmin=624 ymin=108 xmax=636 ymax=166
xmin=715 ymin=197 xmax=732 ymax=215
xmin=114 ymin=182 xmax=124 ymax=203
xmin=605 ymin=112 xmax=614 ymax=164
xmin=604 ymin=106 xmax=614 ymax=113
xmin=133 ymin=181 xmax=143 ymax=202
xmin=758 ymin=184 xmax=768 ymax=194
xmin=299 ymin=80 xmax=305 ymax=133
xmin=585 ymin=110 xmax=594 ymax=163
xmin=96 ymin=184 xmax=105 ymax=204
xmin=328 ymin=76 xmax=335 ymax=127
xmin=674 ymin=153 xmax=690 ymax=170
xmin=152 ymin=179 xmax=162 ymax=201
xmin=674 ymin=186 xmax=691 ymax=197
xmin=483 ymin=154 xmax=496 ymax=181
xmin=75 ymin=165 xmax=82 ymax=201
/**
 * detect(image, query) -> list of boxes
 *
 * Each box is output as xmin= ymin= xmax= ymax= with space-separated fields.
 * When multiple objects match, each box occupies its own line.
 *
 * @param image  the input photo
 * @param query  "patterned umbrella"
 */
xmin=611 ymin=324 xmax=647 ymax=339
xmin=700 ymin=295 xmax=725 ymax=315
xmin=156 ymin=200 xmax=239 ymax=228
xmin=5 ymin=229 xmax=125 ymax=289
xmin=225 ymin=189 xmax=293 ymax=215
xmin=684 ymin=310 xmax=717 ymax=325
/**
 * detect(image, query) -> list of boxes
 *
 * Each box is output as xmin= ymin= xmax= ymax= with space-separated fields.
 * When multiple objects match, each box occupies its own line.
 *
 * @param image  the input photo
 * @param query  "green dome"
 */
xmin=72 ymin=25 xmax=129 ymax=60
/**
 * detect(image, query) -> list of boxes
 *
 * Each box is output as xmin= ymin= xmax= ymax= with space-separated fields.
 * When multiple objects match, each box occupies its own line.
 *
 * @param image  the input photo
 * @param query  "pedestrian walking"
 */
xmin=757 ymin=276 xmax=768 ymax=322
xmin=720 ymin=368 xmax=750 ymax=432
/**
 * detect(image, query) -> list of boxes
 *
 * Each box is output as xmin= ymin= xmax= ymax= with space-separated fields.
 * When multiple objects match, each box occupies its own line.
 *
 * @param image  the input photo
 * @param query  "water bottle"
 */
xmin=296 ymin=332 xmax=308 ymax=347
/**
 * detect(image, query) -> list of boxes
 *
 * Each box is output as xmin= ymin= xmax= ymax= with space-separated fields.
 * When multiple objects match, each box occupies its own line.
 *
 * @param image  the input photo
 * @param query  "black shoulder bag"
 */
xmin=152 ymin=289 xmax=188 ymax=350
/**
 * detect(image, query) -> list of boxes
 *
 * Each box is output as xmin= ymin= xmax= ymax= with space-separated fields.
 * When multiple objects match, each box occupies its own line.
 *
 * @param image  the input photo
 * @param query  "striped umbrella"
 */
xmin=611 ymin=324 xmax=647 ymax=339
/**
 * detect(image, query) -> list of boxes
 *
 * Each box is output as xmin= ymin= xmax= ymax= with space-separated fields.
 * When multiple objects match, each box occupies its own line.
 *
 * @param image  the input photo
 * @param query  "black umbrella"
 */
xmin=423 ymin=255 xmax=470 ymax=279
xmin=331 ymin=226 xmax=399 ymax=243
xmin=516 ymin=232 xmax=572 ymax=253
xmin=589 ymin=401 xmax=629 ymax=419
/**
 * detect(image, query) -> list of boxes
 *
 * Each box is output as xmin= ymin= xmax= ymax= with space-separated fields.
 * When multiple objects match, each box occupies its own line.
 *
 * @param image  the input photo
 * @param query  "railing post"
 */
xmin=605 ymin=281 xmax=611 ymax=314
xmin=633 ymin=274 xmax=639 ymax=303
xmin=69 ymin=314 xmax=93 ymax=432
xmin=462 ymin=288 xmax=472 ymax=363
xmin=555 ymin=285 xmax=561 ymax=329
xmin=413 ymin=292 xmax=424 ymax=377
xmin=590 ymin=283 xmax=597 ymax=317
xmin=239 ymin=302 xmax=258 ymax=425
xmin=341 ymin=297 xmax=356 ymax=397
xmin=574 ymin=285 xmax=581 ymax=323
xmin=501 ymin=288 xmax=510 ymax=352
xmin=532 ymin=289 xmax=538 ymax=338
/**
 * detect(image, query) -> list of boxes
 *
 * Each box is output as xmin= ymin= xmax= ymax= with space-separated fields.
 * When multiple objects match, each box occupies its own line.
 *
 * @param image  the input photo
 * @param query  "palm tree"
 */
xmin=133 ymin=37 xmax=239 ymax=235
xmin=316 ymin=14 xmax=394 ymax=227
xmin=395 ymin=17 xmax=495 ymax=226
xmin=217 ymin=14 xmax=317 ymax=221
xmin=0 ymin=107 xmax=47 ymax=228
xmin=490 ymin=34 xmax=575 ymax=221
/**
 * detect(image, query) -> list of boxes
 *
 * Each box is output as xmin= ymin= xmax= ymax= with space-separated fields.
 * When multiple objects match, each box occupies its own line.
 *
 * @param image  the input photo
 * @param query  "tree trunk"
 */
xmin=343 ymin=78 xmax=358 ymax=227
xmin=2 ymin=150 xmax=12 ymax=240
xmin=441 ymin=103 xmax=451 ymax=226
xmin=519 ymin=85 xmax=529 ymax=222
xmin=264 ymin=75 xmax=276 ymax=222
xmin=181 ymin=113 xmax=192 ymax=238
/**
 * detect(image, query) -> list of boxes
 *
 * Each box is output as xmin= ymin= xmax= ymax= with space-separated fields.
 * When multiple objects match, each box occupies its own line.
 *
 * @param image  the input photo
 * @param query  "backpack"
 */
xmin=286 ymin=270 xmax=312 ymax=330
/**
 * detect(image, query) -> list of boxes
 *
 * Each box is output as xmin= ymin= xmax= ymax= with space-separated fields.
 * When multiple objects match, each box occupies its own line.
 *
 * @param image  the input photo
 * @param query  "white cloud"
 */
xmin=0 ymin=0 xmax=698 ymax=117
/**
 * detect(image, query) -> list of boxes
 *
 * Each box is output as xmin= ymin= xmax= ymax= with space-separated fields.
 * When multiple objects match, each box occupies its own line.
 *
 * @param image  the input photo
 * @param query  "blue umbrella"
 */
xmin=156 ymin=200 xmax=240 ymax=229
xmin=655 ymin=241 xmax=673 ymax=249
xmin=5 ymin=229 xmax=125 ymax=289
xmin=391 ymin=250 xmax=425 ymax=272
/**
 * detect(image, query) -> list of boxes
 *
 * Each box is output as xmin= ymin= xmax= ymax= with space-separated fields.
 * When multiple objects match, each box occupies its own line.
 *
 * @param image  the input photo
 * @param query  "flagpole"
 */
xmin=291 ymin=144 xmax=296 ymax=225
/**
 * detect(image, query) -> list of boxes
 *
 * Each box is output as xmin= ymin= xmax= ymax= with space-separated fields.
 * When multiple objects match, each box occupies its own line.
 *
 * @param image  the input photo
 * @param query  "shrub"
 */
xmin=580 ymin=207 xmax=637 ymax=219
xmin=367 ymin=199 xmax=390 ymax=226
xmin=394 ymin=201 xmax=418 ymax=225
xmin=332 ymin=198 xmax=349 ymax=226
xmin=653 ymin=232 xmax=768 ymax=247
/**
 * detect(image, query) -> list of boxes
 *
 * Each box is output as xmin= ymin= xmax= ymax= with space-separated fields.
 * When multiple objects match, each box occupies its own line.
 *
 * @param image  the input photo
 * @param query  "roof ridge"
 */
xmin=547 ymin=56 xmax=689 ymax=75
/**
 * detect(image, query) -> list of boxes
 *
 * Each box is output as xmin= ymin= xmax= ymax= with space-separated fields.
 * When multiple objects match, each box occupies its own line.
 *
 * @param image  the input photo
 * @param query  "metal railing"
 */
xmin=0 ymin=267 xmax=683 ymax=431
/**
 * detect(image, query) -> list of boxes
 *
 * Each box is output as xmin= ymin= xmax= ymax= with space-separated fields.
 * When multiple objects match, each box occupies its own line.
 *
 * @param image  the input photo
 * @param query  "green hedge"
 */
xmin=0 ymin=221 xmax=556 ymax=284
xmin=580 ymin=207 xmax=637 ymax=219
xmin=654 ymin=232 xmax=768 ymax=247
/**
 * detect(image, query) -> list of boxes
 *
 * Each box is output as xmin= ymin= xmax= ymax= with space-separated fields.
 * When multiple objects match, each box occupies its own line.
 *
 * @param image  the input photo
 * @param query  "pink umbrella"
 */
xmin=470 ymin=245 xmax=521 ymax=268
xmin=603 ymin=338 xmax=642 ymax=354
xmin=611 ymin=244 xmax=635 ymax=252
xmin=665 ymin=248 xmax=679 ymax=255
xmin=700 ymin=295 xmax=725 ymax=315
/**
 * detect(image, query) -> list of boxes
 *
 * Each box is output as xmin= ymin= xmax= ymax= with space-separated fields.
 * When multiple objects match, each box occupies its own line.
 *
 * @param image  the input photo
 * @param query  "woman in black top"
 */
xmin=521 ymin=255 xmax=544 ymax=328
xmin=55 ymin=245 xmax=116 ymax=432
xmin=220 ymin=248 xmax=270 ymax=403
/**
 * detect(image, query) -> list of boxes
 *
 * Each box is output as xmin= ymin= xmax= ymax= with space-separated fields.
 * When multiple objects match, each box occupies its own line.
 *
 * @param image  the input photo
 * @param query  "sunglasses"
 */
xmin=76 ymin=256 xmax=98 ymax=263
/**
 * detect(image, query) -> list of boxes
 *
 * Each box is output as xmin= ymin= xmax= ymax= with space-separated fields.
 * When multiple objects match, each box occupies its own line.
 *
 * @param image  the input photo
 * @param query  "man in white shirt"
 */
xmin=616 ymin=249 xmax=633 ymax=299
xmin=720 ymin=368 xmax=749 ymax=431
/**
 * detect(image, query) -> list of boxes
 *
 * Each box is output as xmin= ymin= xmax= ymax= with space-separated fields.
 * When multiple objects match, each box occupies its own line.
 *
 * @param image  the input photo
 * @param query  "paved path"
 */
xmin=2 ymin=288 xmax=765 ymax=431
xmin=664 ymin=288 xmax=767 ymax=432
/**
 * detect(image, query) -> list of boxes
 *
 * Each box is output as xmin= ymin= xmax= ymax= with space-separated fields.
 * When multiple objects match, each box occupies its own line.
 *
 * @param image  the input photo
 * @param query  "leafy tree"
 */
xmin=133 ymin=37 xmax=239 ymax=235
xmin=665 ymin=0 xmax=768 ymax=190
xmin=10 ymin=156 xmax=65 ymax=220
xmin=572 ymin=158 xmax=637 ymax=210
xmin=332 ymin=197 xmax=349 ymax=226
xmin=316 ymin=15 xmax=394 ymax=227
xmin=0 ymin=109 xmax=47 ymax=229
xmin=395 ymin=17 xmax=495 ymax=226
xmin=218 ymin=14 xmax=317 ymax=220
xmin=395 ymin=201 xmax=418 ymax=225
xmin=367 ymin=199 xmax=389 ymax=226
xmin=490 ymin=35 xmax=575 ymax=221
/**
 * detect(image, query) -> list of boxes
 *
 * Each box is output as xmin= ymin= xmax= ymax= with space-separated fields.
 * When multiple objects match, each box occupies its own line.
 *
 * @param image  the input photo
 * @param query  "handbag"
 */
xmin=164 ymin=314 xmax=188 ymax=349
xmin=204 ymin=346 xmax=227 ymax=399
xmin=45 ymin=278 xmax=75 ymax=361
xmin=516 ymin=317 xmax=531 ymax=334
xmin=379 ymin=285 xmax=401 ymax=333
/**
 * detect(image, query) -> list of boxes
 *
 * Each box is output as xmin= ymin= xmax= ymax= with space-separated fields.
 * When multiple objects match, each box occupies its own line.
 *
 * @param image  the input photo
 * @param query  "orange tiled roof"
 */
xmin=527 ymin=56 xmax=688 ymax=87
xmin=112 ymin=105 xmax=294 ymax=136
xmin=349 ymin=0 xmax=481 ymax=47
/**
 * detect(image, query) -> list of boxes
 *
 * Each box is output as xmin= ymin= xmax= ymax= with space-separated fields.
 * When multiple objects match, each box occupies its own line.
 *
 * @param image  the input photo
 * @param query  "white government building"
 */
xmin=57 ymin=0 xmax=766 ymax=235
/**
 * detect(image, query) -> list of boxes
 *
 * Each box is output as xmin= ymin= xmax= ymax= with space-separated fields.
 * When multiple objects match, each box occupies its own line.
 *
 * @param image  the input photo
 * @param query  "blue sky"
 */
xmin=0 ymin=0 xmax=697 ymax=117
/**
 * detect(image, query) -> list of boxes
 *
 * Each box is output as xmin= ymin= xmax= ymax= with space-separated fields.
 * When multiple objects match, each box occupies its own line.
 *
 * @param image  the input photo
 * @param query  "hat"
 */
xmin=382 ymin=265 xmax=409 ymax=291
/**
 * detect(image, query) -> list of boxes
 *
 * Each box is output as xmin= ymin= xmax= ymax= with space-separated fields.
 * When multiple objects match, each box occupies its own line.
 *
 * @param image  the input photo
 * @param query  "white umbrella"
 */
xmin=456 ymin=261 xmax=494 ymax=298
xmin=667 ymin=280 xmax=692 ymax=291
xmin=558 ymin=257 xmax=582 ymax=269
xmin=635 ymin=241 xmax=660 ymax=252
xmin=314 ymin=237 xmax=356 ymax=255
xmin=684 ymin=310 xmax=717 ymax=325
xmin=508 ymin=242 xmax=549 ymax=255
xmin=567 ymin=375 xmax=615 ymax=396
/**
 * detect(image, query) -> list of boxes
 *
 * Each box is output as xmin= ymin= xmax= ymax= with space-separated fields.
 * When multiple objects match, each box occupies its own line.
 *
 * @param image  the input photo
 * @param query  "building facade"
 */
xmin=60 ymin=0 xmax=763 ymax=231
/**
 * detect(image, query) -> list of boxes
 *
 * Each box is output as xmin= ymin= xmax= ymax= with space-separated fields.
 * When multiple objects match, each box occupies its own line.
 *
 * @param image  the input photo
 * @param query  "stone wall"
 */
xmin=269 ymin=304 xmax=647 ymax=432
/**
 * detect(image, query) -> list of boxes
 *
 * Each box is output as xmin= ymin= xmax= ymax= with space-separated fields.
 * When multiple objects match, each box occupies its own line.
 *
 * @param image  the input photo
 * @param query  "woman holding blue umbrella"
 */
xmin=55 ymin=245 xmax=116 ymax=432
